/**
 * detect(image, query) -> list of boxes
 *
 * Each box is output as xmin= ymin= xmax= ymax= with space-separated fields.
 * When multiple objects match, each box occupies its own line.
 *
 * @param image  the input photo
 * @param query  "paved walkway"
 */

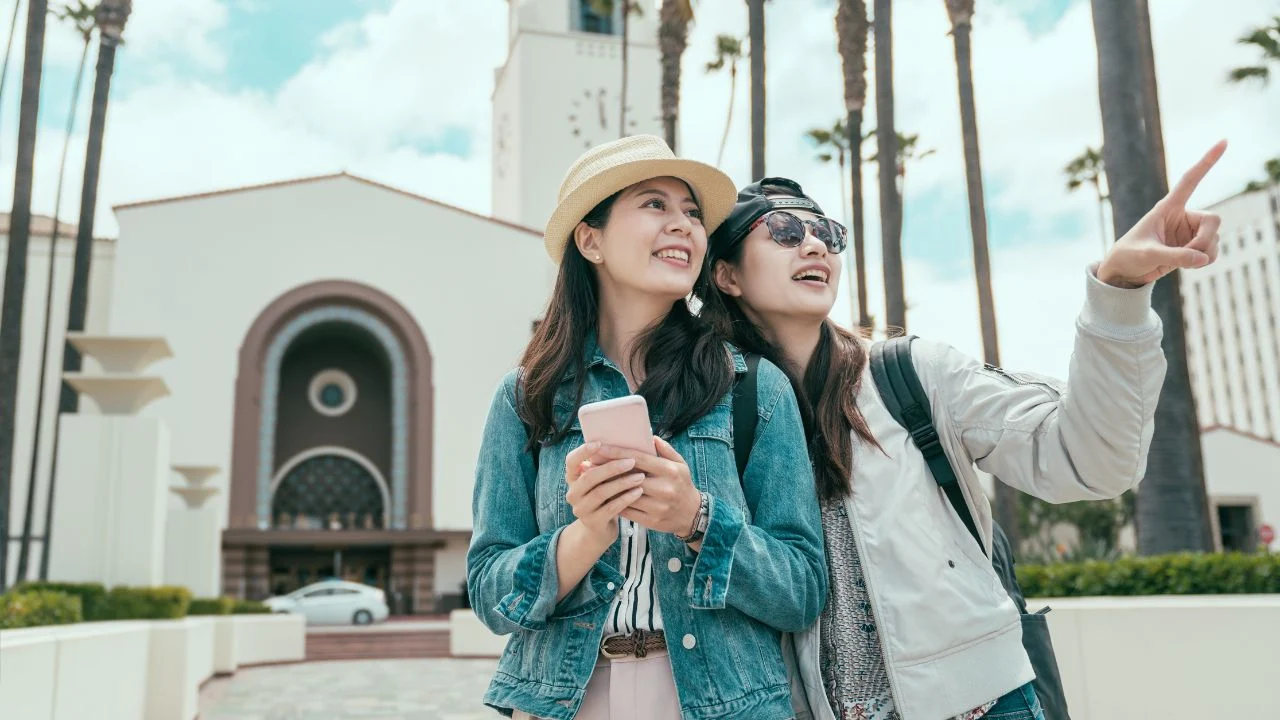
xmin=200 ymin=659 xmax=500 ymax=719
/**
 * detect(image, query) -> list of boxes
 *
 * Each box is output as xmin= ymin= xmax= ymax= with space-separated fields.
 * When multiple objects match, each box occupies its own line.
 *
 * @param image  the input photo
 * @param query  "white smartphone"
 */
xmin=576 ymin=395 xmax=656 ymax=455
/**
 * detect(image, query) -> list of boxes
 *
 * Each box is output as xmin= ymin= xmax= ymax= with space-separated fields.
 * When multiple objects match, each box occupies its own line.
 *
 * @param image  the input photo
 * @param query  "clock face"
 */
xmin=568 ymin=86 xmax=640 ymax=148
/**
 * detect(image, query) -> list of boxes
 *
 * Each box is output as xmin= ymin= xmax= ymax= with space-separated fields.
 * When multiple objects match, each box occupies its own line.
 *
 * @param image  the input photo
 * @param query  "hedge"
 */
xmin=15 ymin=581 xmax=106 ymax=620
xmin=1017 ymin=552 xmax=1280 ymax=598
xmin=231 ymin=600 xmax=272 ymax=614
xmin=94 ymin=586 xmax=192 ymax=620
xmin=188 ymin=596 xmax=236 ymax=616
xmin=0 ymin=590 xmax=83 ymax=629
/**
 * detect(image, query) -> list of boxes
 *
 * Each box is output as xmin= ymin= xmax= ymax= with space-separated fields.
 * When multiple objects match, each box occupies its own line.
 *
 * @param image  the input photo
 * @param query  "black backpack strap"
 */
xmin=732 ymin=353 xmax=761 ymax=480
xmin=869 ymin=337 xmax=982 ymax=548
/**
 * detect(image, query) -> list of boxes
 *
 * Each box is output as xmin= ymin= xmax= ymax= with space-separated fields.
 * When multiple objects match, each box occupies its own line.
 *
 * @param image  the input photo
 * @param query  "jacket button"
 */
xmin=682 ymin=634 xmax=696 ymax=650
xmin=667 ymin=558 xmax=682 ymax=573
xmin=607 ymin=582 xmax=617 ymax=591
xmin=948 ymin=560 xmax=957 ymax=569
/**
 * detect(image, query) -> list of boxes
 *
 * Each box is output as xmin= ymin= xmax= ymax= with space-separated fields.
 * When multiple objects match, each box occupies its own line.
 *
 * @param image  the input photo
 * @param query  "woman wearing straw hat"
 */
xmin=467 ymin=134 xmax=827 ymax=720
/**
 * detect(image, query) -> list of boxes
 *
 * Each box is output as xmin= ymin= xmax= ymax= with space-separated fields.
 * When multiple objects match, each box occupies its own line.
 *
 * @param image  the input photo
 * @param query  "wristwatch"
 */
xmin=675 ymin=492 xmax=710 ymax=544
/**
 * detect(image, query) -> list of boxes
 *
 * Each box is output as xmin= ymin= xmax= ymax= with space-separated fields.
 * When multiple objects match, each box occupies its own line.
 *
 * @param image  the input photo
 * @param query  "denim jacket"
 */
xmin=467 ymin=339 xmax=827 ymax=720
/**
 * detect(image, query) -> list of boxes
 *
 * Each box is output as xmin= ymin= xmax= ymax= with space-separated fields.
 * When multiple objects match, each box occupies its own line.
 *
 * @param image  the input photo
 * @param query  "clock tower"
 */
xmin=492 ymin=0 xmax=662 ymax=232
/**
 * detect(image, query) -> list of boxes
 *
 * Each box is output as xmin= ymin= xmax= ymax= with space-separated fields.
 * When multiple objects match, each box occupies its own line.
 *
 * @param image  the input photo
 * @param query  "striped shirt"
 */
xmin=603 ymin=518 xmax=663 ymax=636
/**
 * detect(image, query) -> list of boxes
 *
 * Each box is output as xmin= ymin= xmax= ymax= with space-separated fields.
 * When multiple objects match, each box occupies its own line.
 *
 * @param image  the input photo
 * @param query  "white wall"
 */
xmin=48 ymin=415 xmax=170 ymax=587
xmin=164 ymin=499 xmax=222 ymax=597
xmin=1202 ymin=427 xmax=1280 ymax=551
xmin=1041 ymin=595 xmax=1280 ymax=719
xmin=0 ymin=232 xmax=115 ymax=587
xmin=108 ymin=176 xmax=553 ymax=532
xmin=434 ymin=535 xmax=470 ymax=599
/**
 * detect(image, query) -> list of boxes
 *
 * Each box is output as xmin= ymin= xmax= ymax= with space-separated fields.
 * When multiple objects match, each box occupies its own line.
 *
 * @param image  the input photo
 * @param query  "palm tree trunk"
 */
xmin=874 ymin=0 xmax=904 ymax=331
xmin=658 ymin=1 xmax=689 ymax=151
xmin=15 ymin=31 xmax=91 ymax=580
xmin=0 ymin=0 xmax=49 ymax=593
xmin=0 ymin=0 xmax=24 ymax=154
xmin=1134 ymin=0 xmax=1167 ymax=187
xmin=45 ymin=1 xmax=131 ymax=578
xmin=747 ymin=0 xmax=766 ymax=180
xmin=950 ymin=9 xmax=1015 ymax=549
xmin=1094 ymin=181 xmax=1109 ymax=254
xmin=619 ymin=2 xmax=629 ymax=138
xmin=1091 ymin=0 xmax=1213 ymax=554
xmin=848 ymin=109 xmax=871 ymax=332
xmin=716 ymin=62 xmax=738 ymax=168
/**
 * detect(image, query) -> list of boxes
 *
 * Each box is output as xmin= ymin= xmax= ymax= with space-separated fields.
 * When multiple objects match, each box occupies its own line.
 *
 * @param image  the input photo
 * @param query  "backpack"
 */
xmin=869 ymin=336 xmax=1071 ymax=720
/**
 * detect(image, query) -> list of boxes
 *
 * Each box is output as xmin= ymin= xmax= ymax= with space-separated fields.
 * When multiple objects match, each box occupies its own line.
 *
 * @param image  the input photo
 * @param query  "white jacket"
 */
xmin=786 ymin=266 xmax=1166 ymax=720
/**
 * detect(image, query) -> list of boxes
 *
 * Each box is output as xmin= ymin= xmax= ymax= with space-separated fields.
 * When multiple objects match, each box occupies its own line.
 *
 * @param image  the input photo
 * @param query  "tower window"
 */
xmin=575 ymin=0 xmax=616 ymax=36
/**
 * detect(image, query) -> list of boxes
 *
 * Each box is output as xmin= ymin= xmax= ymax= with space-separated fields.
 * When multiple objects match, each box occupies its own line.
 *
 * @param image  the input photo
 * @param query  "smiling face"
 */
xmin=573 ymin=176 xmax=708 ymax=304
xmin=713 ymin=199 xmax=842 ymax=325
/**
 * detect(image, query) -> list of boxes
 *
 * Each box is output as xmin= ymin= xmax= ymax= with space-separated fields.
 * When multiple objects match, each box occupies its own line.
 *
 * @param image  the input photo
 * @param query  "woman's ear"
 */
xmin=713 ymin=259 xmax=743 ymax=298
xmin=574 ymin=222 xmax=602 ymax=263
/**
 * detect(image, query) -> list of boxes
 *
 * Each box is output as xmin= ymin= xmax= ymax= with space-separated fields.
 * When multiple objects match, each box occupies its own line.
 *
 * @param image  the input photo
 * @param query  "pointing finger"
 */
xmin=1165 ymin=140 xmax=1227 ymax=208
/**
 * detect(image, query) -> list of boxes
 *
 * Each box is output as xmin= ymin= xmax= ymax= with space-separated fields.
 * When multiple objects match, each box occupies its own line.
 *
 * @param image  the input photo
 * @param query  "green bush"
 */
xmin=187 ymin=597 xmax=236 ymax=616
xmin=231 ymin=600 xmax=272 ymax=614
xmin=1017 ymin=552 xmax=1280 ymax=598
xmin=15 ymin=581 xmax=106 ymax=620
xmin=96 ymin=586 xmax=192 ymax=620
xmin=0 ymin=590 xmax=83 ymax=629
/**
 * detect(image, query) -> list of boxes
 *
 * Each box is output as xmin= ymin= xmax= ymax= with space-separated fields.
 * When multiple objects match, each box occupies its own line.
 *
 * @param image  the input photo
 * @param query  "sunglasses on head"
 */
xmin=749 ymin=211 xmax=848 ymax=254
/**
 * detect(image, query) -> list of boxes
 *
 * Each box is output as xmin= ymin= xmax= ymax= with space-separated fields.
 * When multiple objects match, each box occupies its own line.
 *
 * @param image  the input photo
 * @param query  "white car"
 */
xmin=263 ymin=580 xmax=390 ymax=626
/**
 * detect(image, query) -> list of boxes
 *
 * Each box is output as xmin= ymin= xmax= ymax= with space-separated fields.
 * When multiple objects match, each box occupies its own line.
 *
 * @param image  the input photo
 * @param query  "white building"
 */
xmin=1183 ymin=185 xmax=1280 ymax=551
xmin=3 ymin=0 xmax=660 ymax=610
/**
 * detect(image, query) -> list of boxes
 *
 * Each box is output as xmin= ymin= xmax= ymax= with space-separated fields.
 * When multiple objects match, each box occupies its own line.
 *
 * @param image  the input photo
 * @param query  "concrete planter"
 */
xmin=145 ymin=617 xmax=215 ymax=720
xmin=449 ymin=608 xmax=507 ymax=658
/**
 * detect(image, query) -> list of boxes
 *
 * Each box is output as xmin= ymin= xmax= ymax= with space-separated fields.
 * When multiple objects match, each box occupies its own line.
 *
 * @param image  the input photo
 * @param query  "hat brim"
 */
xmin=543 ymin=158 xmax=738 ymax=262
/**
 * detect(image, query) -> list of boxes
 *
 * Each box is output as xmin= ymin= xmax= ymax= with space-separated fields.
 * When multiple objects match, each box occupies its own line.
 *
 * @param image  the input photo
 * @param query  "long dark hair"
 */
xmin=702 ymin=192 xmax=879 ymax=503
xmin=517 ymin=190 xmax=734 ymax=452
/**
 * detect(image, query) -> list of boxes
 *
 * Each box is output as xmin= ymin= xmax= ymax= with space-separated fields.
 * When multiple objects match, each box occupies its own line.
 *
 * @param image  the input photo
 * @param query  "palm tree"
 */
xmin=1065 ymin=146 xmax=1111 ymax=254
xmin=1091 ymin=0 xmax=1213 ymax=554
xmin=747 ymin=0 xmax=767 ymax=179
xmin=1242 ymin=157 xmax=1280 ymax=193
xmin=706 ymin=34 xmax=744 ymax=168
xmin=44 ymin=0 xmax=130 ymax=578
xmin=658 ymin=0 xmax=693 ymax=151
xmin=835 ymin=0 xmax=872 ymax=333
xmin=15 ymin=0 xmax=96 ymax=582
xmin=872 ymin=0 xmax=903 ymax=331
xmin=945 ymin=0 xmax=1013 ymax=549
xmin=1227 ymin=15 xmax=1279 ymax=85
xmin=0 ymin=0 xmax=49 ymax=593
xmin=806 ymin=120 xmax=863 ymax=329
xmin=0 ymin=0 xmax=24 ymax=159
xmin=867 ymin=130 xmax=934 ymax=223
xmin=588 ymin=0 xmax=642 ymax=138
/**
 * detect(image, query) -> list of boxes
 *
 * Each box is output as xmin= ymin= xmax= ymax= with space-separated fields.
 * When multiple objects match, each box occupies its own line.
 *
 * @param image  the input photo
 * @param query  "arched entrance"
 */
xmin=222 ymin=281 xmax=441 ymax=612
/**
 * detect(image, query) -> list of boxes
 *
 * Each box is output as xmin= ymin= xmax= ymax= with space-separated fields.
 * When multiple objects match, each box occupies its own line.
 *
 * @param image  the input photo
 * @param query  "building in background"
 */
xmin=3 ymin=0 xmax=659 ymax=609
xmin=1183 ymin=185 xmax=1280 ymax=552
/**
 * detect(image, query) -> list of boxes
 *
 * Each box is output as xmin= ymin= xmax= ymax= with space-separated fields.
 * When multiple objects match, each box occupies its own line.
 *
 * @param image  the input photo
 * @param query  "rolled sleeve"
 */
xmin=686 ymin=497 xmax=746 ymax=609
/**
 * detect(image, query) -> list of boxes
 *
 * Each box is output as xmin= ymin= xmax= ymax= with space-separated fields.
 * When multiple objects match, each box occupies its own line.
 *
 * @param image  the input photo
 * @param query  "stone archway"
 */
xmin=227 ymin=281 xmax=434 ymax=531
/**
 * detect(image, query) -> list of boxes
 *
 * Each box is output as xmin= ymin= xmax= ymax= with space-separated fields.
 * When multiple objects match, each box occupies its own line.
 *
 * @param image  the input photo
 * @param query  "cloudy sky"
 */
xmin=1 ymin=0 xmax=1277 ymax=377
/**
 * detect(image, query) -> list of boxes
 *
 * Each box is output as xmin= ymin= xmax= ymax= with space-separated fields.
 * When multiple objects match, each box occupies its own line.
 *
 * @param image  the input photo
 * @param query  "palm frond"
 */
xmin=1227 ymin=65 xmax=1270 ymax=84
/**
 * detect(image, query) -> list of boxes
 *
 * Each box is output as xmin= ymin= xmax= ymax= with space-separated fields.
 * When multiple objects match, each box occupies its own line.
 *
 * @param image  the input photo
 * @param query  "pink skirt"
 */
xmin=513 ymin=649 xmax=682 ymax=720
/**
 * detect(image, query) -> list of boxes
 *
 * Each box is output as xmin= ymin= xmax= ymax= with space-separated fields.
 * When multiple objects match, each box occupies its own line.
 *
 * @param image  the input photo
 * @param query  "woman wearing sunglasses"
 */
xmin=467 ymin=137 xmax=827 ymax=720
xmin=702 ymin=146 xmax=1224 ymax=720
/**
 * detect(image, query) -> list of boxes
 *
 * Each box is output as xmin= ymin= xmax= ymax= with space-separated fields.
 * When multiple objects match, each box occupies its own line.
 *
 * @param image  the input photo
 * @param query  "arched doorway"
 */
xmin=222 ymin=281 xmax=440 ymax=612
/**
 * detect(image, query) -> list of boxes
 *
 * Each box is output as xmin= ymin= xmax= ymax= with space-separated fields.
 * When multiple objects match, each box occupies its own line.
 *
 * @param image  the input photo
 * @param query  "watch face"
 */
xmin=568 ymin=86 xmax=639 ymax=148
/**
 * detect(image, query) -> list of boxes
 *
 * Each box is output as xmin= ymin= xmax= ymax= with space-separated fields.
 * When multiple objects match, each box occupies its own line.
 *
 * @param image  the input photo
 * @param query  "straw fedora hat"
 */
xmin=542 ymin=134 xmax=737 ymax=262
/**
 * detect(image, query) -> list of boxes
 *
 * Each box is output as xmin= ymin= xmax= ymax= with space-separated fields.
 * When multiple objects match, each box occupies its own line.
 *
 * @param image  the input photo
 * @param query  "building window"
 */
xmin=308 ymin=369 xmax=358 ymax=417
xmin=574 ymin=0 xmax=616 ymax=35
xmin=1217 ymin=503 xmax=1257 ymax=553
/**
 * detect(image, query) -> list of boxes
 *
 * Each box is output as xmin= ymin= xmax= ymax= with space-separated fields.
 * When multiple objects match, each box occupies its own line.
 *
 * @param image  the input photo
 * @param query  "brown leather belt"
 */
xmin=600 ymin=629 xmax=666 ymax=659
